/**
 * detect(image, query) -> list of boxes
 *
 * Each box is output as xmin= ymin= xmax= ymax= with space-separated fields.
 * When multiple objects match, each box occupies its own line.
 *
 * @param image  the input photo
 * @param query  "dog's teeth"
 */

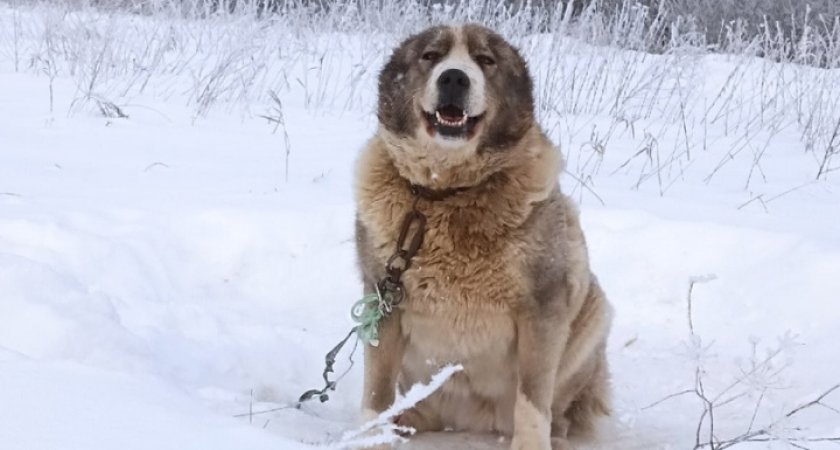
xmin=434 ymin=110 xmax=468 ymax=128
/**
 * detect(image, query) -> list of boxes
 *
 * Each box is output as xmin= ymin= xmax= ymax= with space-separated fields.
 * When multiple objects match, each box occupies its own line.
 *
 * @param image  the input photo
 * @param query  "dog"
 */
xmin=353 ymin=24 xmax=612 ymax=450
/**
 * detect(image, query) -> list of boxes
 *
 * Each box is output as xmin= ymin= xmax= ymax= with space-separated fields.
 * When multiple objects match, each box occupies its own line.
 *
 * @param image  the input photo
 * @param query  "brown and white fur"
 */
xmin=354 ymin=24 xmax=612 ymax=450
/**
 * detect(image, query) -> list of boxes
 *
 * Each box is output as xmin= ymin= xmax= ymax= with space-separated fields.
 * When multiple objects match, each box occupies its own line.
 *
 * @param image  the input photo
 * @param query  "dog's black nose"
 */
xmin=437 ymin=69 xmax=470 ymax=103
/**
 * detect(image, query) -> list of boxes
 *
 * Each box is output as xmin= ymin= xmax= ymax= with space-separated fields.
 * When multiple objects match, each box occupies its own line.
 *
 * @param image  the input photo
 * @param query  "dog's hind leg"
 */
xmin=550 ymin=436 xmax=575 ymax=450
xmin=545 ymin=354 xmax=608 ymax=450
xmin=548 ymin=355 xmax=607 ymax=450
xmin=394 ymin=402 xmax=443 ymax=434
xmin=564 ymin=349 xmax=610 ymax=439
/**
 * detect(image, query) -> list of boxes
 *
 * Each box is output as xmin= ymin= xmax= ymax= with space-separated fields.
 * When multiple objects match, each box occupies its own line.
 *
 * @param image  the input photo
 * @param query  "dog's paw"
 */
xmin=358 ymin=444 xmax=395 ymax=450
xmin=393 ymin=408 xmax=429 ymax=435
xmin=353 ymin=409 xmax=399 ymax=450
xmin=351 ymin=430 xmax=398 ymax=450
xmin=510 ymin=431 xmax=551 ymax=450
xmin=354 ymin=444 xmax=393 ymax=450
xmin=550 ymin=437 xmax=575 ymax=450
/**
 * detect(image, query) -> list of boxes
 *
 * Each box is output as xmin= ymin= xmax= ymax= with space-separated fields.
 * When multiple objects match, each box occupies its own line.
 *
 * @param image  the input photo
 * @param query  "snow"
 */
xmin=335 ymin=365 xmax=464 ymax=449
xmin=0 ymin=361 xmax=309 ymax=450
xmin=1 ymin=5 xmax=839 ymax=450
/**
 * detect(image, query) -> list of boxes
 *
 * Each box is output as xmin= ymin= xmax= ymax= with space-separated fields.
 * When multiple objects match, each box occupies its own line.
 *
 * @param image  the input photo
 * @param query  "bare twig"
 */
xmin=143 ymin=162 xmax=170 ymax=172
xmin=233 ymin=403 xmax=299 ymax=418
xmin=704 ymin=384 xmax=840 ymax=448
xmin=260 ymin=90 xmax=292 ymax=183
xmin=679 ymin=277 xmax=840 ymax=450
xmin=563 ymin=169 xmax=606 ymax=206
xmin=785 ymin=384 xmax=840 ymax=419
xmin=745 ymin=388 xmax=766 ymax=434
xmin=687 ymin=274 xmax=717 ymax=338
xmin=641 ymin=389 xmax=695 ymax=411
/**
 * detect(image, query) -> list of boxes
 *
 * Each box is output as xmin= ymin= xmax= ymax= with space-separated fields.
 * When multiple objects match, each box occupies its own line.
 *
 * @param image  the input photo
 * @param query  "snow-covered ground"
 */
xmin=1 ymin=4 xmax=839 ymax=449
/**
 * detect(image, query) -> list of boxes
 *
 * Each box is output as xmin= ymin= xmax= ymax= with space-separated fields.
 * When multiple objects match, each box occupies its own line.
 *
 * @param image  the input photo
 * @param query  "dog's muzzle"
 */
xmin=437 ymin=68 xmax=470 ymax=108
xmin=423 ymin=68 xmax=484 ymax=140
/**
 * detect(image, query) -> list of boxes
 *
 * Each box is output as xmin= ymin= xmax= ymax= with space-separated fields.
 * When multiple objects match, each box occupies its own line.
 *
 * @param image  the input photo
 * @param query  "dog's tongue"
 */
xmin=438 ymin=105 xmax=465 ymax=122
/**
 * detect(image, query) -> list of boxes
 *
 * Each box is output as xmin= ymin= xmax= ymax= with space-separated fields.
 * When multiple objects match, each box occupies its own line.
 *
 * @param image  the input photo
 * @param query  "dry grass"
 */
xmin=0 ymin=0 xmax=837 ymax=188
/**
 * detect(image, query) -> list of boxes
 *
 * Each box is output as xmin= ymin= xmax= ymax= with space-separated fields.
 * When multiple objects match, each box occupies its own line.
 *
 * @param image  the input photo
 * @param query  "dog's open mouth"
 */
xmin=423 ymin=105 xmax=483 ymax=139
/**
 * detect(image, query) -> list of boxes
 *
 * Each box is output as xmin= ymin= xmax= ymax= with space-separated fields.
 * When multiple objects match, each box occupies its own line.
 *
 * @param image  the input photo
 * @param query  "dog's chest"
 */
xmin=389 ymin=203 xmax=525 ymax=393
xmin=400 ymin=307 xmax=517 ymax=400
xmin=400 ymin=306 xmax=515 ymax=358
xmin=372 ymin=201 xmax=529 ymax=314
xmin=364 ymin=193 xmax=528 ymax=368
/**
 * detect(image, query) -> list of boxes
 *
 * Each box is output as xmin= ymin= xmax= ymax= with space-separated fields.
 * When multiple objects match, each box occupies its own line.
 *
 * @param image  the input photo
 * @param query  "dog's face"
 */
xmin=378 ymin=25 xmax=535 ymax=164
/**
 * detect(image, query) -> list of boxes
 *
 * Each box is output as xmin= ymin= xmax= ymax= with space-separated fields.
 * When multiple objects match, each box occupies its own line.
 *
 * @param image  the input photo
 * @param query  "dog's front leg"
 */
xmin=511 ymin=308 xmax=568 ymax=450
xmin=360 ymin=310 xmax=406 ymax=441
xmin=356 ymin=218 xmax=407 ymax=447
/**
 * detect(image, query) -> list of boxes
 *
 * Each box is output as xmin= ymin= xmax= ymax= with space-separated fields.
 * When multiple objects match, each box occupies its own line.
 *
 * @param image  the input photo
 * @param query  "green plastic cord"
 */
xmin=351 ymin=292 xmax=385 ymax=346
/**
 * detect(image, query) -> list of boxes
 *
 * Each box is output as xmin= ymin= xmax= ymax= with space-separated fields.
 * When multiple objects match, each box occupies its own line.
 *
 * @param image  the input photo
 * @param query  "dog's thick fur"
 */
xmin=354 ymin=24 xmax=612 ymax=450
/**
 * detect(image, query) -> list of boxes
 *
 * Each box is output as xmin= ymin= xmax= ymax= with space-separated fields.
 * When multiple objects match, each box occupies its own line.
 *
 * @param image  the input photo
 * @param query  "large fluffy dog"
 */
xmin=354 ymin=24 xmax=612 ymax=450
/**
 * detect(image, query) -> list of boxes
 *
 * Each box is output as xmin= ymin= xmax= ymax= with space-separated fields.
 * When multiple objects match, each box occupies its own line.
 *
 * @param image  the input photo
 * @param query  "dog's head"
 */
xmin=377 ymin=25 xmax=536 ymax=187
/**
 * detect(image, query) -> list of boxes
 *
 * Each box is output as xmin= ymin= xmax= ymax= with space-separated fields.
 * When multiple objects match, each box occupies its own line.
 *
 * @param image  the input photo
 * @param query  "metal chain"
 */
xmin=294 ymin=183 xmax=464 ymax=407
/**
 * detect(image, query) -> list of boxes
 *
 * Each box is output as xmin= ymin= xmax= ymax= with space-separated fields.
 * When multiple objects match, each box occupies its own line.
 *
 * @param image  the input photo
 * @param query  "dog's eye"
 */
xmin=421 ymin=51 xmax=441 ymax=62
xmin=421 ymin=51 xmax=442 ymax=62
xmin=475 ymin=55 xmax=496 ymax=66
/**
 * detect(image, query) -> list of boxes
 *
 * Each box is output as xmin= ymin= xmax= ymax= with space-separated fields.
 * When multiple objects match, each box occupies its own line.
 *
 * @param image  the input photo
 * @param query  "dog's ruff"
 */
xmin=354 ymin=24 xmax=612 ymax=450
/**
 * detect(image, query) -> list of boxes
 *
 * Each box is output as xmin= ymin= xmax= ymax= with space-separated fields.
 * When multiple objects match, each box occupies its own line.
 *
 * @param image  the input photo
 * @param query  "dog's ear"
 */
xmin=464 ymin=25 xmax=535 ymax=153
xmin=377 ymin=38 xmax=415 ymax=136
xmin=377 ymin=26 xmax=450 ymax=137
